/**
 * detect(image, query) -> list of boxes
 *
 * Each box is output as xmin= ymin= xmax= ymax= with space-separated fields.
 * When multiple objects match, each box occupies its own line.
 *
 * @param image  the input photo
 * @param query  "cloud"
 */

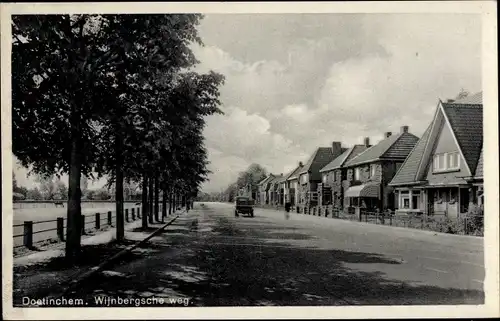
xmin=196 ymin=14 xmax=482 ymax=193
xmin=201 ymin=108 xmax=309 ymax=192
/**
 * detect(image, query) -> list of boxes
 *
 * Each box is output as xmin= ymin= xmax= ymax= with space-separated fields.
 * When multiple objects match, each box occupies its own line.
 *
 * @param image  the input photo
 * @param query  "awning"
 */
xmin=345 ymin=183 xmax=380 ymax=198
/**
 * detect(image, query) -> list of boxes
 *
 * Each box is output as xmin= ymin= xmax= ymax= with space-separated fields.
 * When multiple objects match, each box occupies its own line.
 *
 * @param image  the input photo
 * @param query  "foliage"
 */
xmin=26 ymin=187 xmax=43 ymax=200
xmin=12 ymin=14 xmax=225 ymax=258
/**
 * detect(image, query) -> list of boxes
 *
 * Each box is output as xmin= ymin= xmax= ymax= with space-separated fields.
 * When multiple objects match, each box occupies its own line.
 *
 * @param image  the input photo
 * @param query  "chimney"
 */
xmin=331 ymin=141 xmax=342 ymax=158
xmin=384 ymin=132 xmax=392 ymax=138
xmin=400 ymin=125 xmax=409 ymax=133
xmin=363 ymin=137 xmax=370 ymax=147
xmin=299 ymin=161 xmax=303 ymax=167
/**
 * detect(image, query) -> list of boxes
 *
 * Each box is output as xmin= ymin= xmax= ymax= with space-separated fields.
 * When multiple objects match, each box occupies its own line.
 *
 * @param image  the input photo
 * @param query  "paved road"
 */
xmin=66 ymin=202 xmax=484 ymax=306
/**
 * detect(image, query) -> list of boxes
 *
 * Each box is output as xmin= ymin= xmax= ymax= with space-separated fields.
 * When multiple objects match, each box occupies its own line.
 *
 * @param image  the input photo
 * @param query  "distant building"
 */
xmin=320 ymin=138 xmax=371 ymax=209
xmin=297 ymin=142 xmax=344 ymax=208
xmin=342 ymin=126 xmax=420 ymax=216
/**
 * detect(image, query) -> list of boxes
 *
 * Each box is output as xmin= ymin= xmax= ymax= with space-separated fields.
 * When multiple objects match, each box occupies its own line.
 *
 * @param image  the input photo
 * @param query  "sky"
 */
xmin=12 ymin=13 xmax=482 ymax=193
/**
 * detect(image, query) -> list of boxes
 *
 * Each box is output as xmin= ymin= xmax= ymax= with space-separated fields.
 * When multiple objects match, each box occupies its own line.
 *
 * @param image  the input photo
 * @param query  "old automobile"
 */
xmin=234 ymin=196 xmax=254 ymax=217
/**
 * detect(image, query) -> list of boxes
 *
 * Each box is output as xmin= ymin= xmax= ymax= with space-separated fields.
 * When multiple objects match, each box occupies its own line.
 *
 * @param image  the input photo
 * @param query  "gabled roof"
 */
xmin=441 ymin=102 xmax=483 ymax=176
xmin=391 ymin=94 xmax=483 ymax=186
xmin=286 ymin=165 xmax=304 ymax=181
xmin=475 ymin=148 xmax=483 ymax=178
xmin=320 ymin=145 xmax=369 ymax=173
xmin=344 ymin=132 xmax=419 ymax=167
xmin=389 ymin=124 xmax=432 ymax=186
xmin=258 ymin=174 xmax=274 ymax=186
xmin=298 ymin=147 xmax=337 ymax=180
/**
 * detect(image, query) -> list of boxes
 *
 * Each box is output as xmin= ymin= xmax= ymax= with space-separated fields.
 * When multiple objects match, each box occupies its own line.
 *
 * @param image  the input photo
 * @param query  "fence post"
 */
xmin=125 ymin=208 xmax=129 ymax=222
xmin=81 ymin=215 xmax=86 ymax=235
xmin=132 ymin=208 xmax=136 ymax=220
xmin=95 ymin=213 xmax=100 ymax=230
xmin=23 ymin=221 xmax=33 ymax=248
xmin=108 ymin=211 xmax=112 ymax=226
xmin=57 ymin=217 xmax=64 ymax=241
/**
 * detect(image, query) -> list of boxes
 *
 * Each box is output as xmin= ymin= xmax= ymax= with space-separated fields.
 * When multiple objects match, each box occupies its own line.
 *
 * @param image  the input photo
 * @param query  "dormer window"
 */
xmin=433 ymin=152 xmax=460 ymax=172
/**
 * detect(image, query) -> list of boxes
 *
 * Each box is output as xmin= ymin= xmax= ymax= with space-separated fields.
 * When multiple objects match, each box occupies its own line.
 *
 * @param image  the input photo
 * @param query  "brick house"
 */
xmin=257 ymin=174 xmax=275 ymax=205
xmin=319 ymin=137 xmax=371 ymax=209
xmin=297 ymin=142 xmax=344 ymax=209
xmin=389 ymin=92 xmax=483 ymax=219
xmin=343 ymin=126 xmax=420 ymax=216
xmin=285 ymin=162 xmax=303 ymax=207
xmin=268 ymin=174 xmax=284 ymax=206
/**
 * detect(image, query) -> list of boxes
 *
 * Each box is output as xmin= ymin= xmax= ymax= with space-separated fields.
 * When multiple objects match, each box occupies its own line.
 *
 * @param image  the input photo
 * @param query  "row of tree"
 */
xmin=12 ymin=14 xmax=224 ymax=262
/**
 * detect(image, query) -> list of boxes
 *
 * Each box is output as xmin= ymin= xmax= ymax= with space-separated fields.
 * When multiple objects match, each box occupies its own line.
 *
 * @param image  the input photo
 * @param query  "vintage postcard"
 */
xmin=1 ymin=1 xmax=498 ymax=320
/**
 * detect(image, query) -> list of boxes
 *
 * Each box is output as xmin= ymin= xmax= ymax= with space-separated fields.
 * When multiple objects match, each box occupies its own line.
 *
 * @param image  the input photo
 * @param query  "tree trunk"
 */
xmin=172 ymin=190 xmax=176 ymax=213
xmin=65 ymin=137 xmax=83 ymax=263
xmin=169 ymin=189 xmax=173 ymax=215
xmin=148 ymin=175 xmax=154 ymax=223
xmin=115 ymin=132 xmax=124 ymax=241
xmin=154 ymin=176 xmax=160 ymax=222
xmin=162 ymin=187 xmax=167 ymax=221
xmin=141 ymin=173 xmax=148 ymax=229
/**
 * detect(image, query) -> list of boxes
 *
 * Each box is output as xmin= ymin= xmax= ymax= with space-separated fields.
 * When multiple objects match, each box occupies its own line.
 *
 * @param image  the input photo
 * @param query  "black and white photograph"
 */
xmin=2 ymin=1 xmax=498 ymax=320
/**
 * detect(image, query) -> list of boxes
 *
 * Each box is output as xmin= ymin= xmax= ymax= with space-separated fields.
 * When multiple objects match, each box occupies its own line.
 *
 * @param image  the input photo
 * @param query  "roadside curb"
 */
xmin=49 ymin=209 xmax=189 ymax=299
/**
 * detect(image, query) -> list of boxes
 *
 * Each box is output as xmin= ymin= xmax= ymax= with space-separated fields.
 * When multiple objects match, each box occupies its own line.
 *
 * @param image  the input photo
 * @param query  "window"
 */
xmin=370 ymin=165 xmax=376 ymax=179
xmin=301 ymin=174 xmax=308 ymax=184
xmin=354 ymin=168 xmax=361 ymax=181
xmin=447 ymin=152 xmax=459 ymax=169
xmin=433 ymin=152 xmax=460 ymax=172
xmin=399 ymin=190 xmax=410 ymax=209
xmin=322 ymin=175 xmax=327 ymax=183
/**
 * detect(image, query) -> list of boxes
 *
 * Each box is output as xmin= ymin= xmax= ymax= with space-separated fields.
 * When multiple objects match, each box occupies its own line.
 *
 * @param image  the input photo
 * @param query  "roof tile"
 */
xmin=320 ymin=145 xmax=369 ymax=172
xmin=475 ymin=148 xmax=483 ymax=178
xmin=389 ymin=124 xmax=432 ymax=185
xmin=345 ymin=132 xmax=419 ymax=167
xmin=442 ymin=103 xmax=483 ymax=175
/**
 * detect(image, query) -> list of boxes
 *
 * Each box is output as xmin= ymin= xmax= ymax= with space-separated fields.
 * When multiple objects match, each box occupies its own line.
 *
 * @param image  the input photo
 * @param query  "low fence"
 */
xmin=256 ymin=204 xmax=484 ymax=236
xmin=13 ymin=204 xmax=170 ymax=250
xmin=13 ymin=200 xmax=141 ymax=210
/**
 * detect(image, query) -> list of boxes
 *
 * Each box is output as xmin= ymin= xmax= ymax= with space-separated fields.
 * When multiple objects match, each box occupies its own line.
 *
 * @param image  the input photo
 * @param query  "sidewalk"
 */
xmin=12 ymin=210 xmax=189 ymax=306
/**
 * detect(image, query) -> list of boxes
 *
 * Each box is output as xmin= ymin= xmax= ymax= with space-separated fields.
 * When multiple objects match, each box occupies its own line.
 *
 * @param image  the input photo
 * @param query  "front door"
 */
xmin=427 ymin=189 xmax=435 ymax=215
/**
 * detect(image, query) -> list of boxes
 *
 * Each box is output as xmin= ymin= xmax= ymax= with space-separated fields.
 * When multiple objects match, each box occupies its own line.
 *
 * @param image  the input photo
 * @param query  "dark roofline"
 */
xmin=319 ymin=145 xmax=366 ymax=172
xmin=345 ymin=132 xmax=417 ymax=167
xmin=388 ymin=180 xmax=428 ymax=187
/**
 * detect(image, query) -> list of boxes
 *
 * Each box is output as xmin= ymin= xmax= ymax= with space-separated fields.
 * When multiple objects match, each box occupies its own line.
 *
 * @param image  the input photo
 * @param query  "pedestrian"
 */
xmin=284 ymin=202 xmax=291 ymax=220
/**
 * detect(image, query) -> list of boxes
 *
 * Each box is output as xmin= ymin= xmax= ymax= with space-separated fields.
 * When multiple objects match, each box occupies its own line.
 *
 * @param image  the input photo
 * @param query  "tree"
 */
xmin=56 ymin=179 xmax=68 ymax=200
xmin=12 ymin=15 xmax=124 ymax=261
xmin=36 ymin=175 xmax=57 ymax=200
xmin=13 ymin=14 xmax=224 ymax=260
xmin=26 ymin=187 xmax=43 ymax=200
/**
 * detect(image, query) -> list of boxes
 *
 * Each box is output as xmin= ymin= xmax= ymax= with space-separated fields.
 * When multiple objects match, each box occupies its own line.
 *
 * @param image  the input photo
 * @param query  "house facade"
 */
xmin=297 ymin=142 xmax=344 ymax=210
xmin=342 ymin=126 xmax=419 ymax=216
xmin=389 ymin=92 xmax=483 ymax=219
xmin=285 ymin=162 xmax=303 ymax=206
xmin=257 ymin=174 xmax=275 ymax=205
xmin=319 ymin=138 xmax=371 ymax=209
